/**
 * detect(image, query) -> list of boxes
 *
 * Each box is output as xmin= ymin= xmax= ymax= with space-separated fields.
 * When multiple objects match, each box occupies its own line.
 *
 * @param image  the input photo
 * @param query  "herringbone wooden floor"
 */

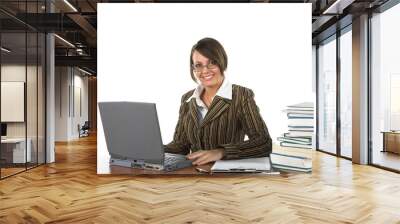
xmin=1 ymin=134 xmax=400 ymax=224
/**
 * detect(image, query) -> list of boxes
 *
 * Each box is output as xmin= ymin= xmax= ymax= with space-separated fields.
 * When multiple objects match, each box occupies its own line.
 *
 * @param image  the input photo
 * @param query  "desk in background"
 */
xmin=382 ymin=131 xmax=400 ymax=154
xmin=1 ymin=138 xmax=32 ymax=164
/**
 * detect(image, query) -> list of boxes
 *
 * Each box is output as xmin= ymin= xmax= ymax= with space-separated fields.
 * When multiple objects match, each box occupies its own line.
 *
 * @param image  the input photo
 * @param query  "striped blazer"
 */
xmin=165 ymin=84 xmax=272 ymax=160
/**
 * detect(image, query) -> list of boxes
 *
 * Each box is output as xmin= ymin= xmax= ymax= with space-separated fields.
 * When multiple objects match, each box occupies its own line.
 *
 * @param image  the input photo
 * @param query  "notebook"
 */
xmin=211 ymin=157 xmax=271 ymax=173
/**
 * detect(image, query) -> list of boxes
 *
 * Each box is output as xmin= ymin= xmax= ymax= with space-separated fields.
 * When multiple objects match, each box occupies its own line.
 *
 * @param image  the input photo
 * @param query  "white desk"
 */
xmin=1 ymin=138 xmax=32 ymax=163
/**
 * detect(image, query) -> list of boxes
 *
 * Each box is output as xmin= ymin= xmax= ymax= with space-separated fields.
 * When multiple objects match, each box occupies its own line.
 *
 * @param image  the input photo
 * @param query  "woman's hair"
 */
xmin=190 ymin=37 xmax=228 ymax=82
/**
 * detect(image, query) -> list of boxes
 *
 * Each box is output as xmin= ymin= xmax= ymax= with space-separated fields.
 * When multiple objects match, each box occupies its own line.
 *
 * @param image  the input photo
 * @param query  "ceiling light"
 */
xmin=323 ymin=0 xmax=355 ymax=15
xmin=78 ymin=67 xmax=93 ymax=76
xmin=63 ymin=0 xmax=78 ymax=12
xmin=54 ymin=34 xmax=75 ymax=48
xmin=1 ymin=47 xmax=11 ymax=53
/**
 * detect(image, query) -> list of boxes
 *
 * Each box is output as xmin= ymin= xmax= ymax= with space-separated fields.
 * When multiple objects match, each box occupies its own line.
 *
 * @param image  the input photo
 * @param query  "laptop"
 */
xmin=98 ymin=101 xmax=193 ymax=171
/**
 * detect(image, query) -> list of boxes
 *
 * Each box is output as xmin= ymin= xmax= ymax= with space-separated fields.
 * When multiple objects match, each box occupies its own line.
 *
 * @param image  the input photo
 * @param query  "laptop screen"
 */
xmin=99 ymin=102 xmax=165 ymax=164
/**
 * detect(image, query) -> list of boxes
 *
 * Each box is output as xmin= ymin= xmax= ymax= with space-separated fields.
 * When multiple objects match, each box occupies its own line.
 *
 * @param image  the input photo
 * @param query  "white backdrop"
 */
xmin=98 ymin=3 xmax=312 ymax=168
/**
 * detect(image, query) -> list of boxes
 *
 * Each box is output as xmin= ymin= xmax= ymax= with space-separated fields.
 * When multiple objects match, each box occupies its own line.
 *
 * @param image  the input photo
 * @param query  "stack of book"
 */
xmin=270 ymin=153 xmax=312 ymax=172
xmin=278 ymin=102 xmax=314 ymax=149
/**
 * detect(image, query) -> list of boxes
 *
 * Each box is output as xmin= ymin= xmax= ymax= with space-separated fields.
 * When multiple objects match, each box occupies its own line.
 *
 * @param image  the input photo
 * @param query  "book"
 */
xmin=287 ymin=113 xmax=314 ymax=119
xmin=280 ymin=141 xmax=312 ymax=149
xmin=272 ymin=164 xmax=312 ymax=172
xmin=270 ymin=153 xmax=312 ymax=172
xmin=286 ymin=102 xmax=314 ymax=109
xmin=279 ymin=140 xmax=311 ymax=146
xmin=288 ymin=127 xmax=314 ymax=132
xmin=288 ymin=118 xmax=314 ymax=127
xmin=277 ymin=136 xmax=312 ymax=144
xmin=278 ymin=102 xmax=315 ymax=150
xmin=284 ymin=132 xmax=314 ymax=138
xmin=283 ymin=109 xmax=314 ymax=114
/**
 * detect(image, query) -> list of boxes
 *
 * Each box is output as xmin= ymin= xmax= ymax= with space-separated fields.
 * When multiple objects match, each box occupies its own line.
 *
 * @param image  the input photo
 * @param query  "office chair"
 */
xmin=79 ymin=121 xmax=90 ymax=138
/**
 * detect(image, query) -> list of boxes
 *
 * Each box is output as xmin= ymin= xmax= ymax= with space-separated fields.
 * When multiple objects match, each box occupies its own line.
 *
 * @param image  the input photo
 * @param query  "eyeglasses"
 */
xmin=192 ymin=61 xmax=218 ymax=73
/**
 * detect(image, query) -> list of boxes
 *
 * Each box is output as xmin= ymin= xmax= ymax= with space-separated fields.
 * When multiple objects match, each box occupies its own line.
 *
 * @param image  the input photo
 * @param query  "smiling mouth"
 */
xmin=201 ymin=74 xmax=214 ymax=81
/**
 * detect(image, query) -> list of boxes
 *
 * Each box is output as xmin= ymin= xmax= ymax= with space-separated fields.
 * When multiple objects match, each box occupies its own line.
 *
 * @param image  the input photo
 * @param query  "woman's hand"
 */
xmin=187 ymin=149 xmax=224 ymax=165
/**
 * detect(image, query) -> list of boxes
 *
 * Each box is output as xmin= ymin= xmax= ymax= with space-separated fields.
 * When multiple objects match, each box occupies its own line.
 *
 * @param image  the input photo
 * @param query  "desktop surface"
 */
xmin=98 ymin=131 xmax=312 ymax=176
xmin=99 ymin=163 xmax=285 ymax=176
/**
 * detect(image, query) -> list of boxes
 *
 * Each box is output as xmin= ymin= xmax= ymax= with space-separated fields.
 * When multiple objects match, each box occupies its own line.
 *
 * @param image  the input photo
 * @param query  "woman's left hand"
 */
xmin=186 ymin=149 xmax=224 ymax=165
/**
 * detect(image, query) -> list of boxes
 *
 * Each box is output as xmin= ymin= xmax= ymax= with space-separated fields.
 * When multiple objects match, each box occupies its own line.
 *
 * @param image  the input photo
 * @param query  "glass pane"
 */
xmin=38 ymin=32 xmax=45 ymax=165
xmin=340 ymin=29 xmax=352 ymax=158
xmin=27 ymin=31 xmax=38 ymax=169
xmin=318 ymin=36 xmax=337 ymax=154
xmin=371 ymin=4 xmax=400 ymax=171
xmin=1 ymin=31 xmax=27 ymax=178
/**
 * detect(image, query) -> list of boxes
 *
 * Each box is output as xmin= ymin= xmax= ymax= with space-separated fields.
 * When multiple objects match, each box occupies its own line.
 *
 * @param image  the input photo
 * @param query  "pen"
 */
xmin=262 ymin=171 xmax=281 ymax=175
xmin=196 ymin=167 xmax=211 ymax=173
xmin=229 ymin=169 xmax=259 ymax=172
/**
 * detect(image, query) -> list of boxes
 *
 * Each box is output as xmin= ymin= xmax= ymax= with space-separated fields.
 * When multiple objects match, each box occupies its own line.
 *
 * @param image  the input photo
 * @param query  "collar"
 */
xmin=186 ymin=77 xmax=232 ymax=104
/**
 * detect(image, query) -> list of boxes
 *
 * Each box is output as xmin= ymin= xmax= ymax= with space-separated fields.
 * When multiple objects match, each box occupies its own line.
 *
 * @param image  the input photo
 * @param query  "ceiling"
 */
xmin=0 ymin=0 xmax=392 ymax=75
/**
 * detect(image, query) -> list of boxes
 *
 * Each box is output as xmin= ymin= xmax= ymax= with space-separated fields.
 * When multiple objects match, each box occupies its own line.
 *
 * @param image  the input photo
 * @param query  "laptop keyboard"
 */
xmin=164 ymin=154 xmax=186 ymax=164
xmin=164 ymin=153 xmax=192 ymax=171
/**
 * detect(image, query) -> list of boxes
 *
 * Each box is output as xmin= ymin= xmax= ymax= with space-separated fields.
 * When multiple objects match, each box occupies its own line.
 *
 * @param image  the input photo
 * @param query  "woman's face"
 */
xmin=192 ymin=50 xmax=223 ymax=89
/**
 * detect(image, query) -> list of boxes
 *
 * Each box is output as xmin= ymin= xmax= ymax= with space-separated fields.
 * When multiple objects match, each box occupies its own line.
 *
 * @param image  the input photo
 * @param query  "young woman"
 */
xmin=165 ymin=37 xmax=272 ymax=166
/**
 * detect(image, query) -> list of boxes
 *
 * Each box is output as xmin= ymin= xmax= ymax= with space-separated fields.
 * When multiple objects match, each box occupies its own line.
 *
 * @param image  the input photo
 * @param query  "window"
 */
xmin=317 ymin=35 xmax=337 ymax=154
xmin=339 ymin=27 xmax=352 ymax=158
xmin=0 ymin=1 xmax=46 ymax=179
xmin=371 ymin=2 xmax=400 ymax=171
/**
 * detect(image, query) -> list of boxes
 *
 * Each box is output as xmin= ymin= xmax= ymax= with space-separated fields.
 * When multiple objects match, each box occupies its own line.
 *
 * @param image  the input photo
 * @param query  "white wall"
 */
xmin=98 ymin=4 xmax=314 ymax=142
xmin=1 ymin=65 xmax=38 ymax=138
xmin=98 ymin=4 xmax=312 ymax=154
xmin=55 ymin=66 xmax=68 ymax=141
xmin=73 ymin=72 xmax=89 ymax=137
xmin=55 ymin=67 xmax=89 ymax=141
xmin=1 ymin=64 xmax=46 ymax=163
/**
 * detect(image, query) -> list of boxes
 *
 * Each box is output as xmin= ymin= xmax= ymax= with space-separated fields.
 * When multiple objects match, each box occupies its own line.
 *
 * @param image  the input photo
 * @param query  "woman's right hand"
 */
xmin=186 ymin=149 xmax=224 ymax=165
